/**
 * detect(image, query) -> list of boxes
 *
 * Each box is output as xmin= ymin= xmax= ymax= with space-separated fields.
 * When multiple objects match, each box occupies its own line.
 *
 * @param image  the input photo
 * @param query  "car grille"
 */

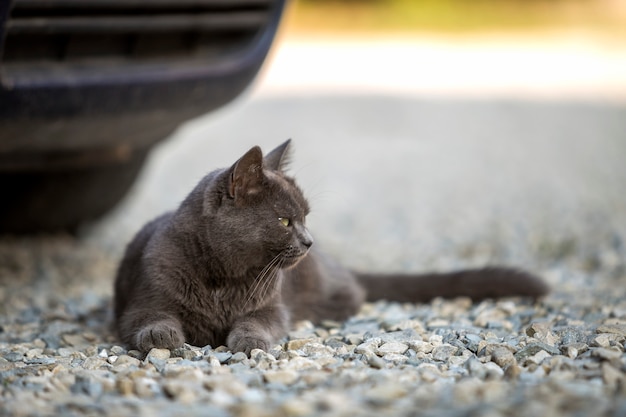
xmin=0 ymin=0 xmax=277 ymax=64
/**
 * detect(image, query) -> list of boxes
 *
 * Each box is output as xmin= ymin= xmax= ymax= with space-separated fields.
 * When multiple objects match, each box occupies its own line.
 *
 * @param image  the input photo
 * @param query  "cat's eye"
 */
xmin=279 ymin=217 xmax=291 ymax=227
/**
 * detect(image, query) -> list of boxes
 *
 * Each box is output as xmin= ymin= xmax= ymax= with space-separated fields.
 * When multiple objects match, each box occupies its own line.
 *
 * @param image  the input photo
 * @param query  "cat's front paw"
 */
xmin=136 ymin=321 xmax=184 ymax=352
xmin=227 ymin=334 xmax=271 ymax=356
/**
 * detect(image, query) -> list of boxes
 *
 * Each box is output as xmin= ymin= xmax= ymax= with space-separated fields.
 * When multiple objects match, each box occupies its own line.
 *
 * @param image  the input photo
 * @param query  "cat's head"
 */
xmin=203 ymin=140 xmax=313 ymax=275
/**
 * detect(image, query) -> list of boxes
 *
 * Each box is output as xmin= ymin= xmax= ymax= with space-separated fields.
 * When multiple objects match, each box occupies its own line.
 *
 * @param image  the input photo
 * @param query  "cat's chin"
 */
xmin=281 ymin=253 xmax=308 ymax=269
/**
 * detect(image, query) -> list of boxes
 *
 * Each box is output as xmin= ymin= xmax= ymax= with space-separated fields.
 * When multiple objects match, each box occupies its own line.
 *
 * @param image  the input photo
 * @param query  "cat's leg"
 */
xmin=316 ymin=281 xmax=366 ymax=321
xmin=118 ymin=309 xmax=185 ymax=352
xmin=227 ymin=304 xmax=288 ymax=355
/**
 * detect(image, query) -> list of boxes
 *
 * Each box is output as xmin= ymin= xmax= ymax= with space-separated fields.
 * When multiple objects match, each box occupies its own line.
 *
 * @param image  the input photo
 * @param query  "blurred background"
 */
xmin=290 ymin=0 xmax=626 ymax=35
xmin=260 ymin=0 xmax=626 ymax=98
xmin=2 ymin=0 xmax=626 ymax=301
xmin=91 ymin=0 xmax=626 ymax=282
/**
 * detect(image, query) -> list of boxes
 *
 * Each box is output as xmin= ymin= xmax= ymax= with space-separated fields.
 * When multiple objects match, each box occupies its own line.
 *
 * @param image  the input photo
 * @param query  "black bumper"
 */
xmin=0 ymin=0 xmax=287 ymax=232
xmin=0 ymin=0 xmax=287 ymax=164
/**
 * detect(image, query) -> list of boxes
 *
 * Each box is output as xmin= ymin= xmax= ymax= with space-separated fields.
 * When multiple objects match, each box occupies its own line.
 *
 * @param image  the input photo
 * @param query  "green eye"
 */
xmin=279 ymin=217 xmax=291 ymax=227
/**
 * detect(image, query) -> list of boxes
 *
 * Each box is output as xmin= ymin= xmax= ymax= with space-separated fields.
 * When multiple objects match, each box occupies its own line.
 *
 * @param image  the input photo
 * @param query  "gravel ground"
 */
xmin=1 ymin=95 xmax=626 ymax=416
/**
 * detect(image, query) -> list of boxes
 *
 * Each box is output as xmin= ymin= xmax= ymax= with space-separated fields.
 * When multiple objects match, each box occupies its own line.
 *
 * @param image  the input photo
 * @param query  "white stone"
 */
xmin=264 ymin=370 xmax=299 ymax=385
xmin=376 ymin=342 xmax=409 ymax=356
xmin=146 ymin=348 xmax=171 ymax=361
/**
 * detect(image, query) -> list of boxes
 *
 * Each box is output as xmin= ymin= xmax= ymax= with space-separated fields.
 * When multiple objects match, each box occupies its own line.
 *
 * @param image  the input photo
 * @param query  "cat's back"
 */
xmin=114 ymin=212 xmax=173 ymax=319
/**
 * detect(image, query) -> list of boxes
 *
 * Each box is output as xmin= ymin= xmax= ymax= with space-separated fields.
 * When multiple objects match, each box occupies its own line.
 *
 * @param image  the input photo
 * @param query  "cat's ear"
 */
xmin=228 ymin=146 xmax=264 ymax=200
xmin=264 ymin=139 xmax=292 ymax=172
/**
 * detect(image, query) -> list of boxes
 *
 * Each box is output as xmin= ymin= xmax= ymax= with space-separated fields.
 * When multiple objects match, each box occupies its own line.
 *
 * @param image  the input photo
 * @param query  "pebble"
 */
xmin=432 ymin=344 xmax=458 ymax=361
xmin=355 ymin=338 xmax=381 ymax=355
xmin=113 ymin=355 xmax=141 ymax=368
xmin=207 ymin=355 xmax=223 ymax=368
xmin=213 ymin=351 xmax=233 ymax=364
xmin=162 ymin=380 xmax=199 ymax=403
xmin=24 ymin=357 xmax=56 ymax=365
xmin=514 ymin=342 xmax=560 ymax=362
xmin=409 ymin=340 xmax=434 ymax=354
xmin=230 ymin=352 xmax=248 ymax=363
xmin=57 ymin=348 xmax=74 ymax=357
xmin=376 ymin=342 xmax=409 ymax=356
xmin=592 ymin=348 xmax=622 ymax=362
xmin=466 ymin=358 xmax=488 ymax=379
xmin=366 ymin=354 xmax=386 ymax=369
xmin=592 ymin=334 xmax=612 ymax=348
xmin=134 ymin=377 xmax=160 ymax=398
xmin=525 ymin=349 xmax=552 ymax=365
xmin=286 ymin=338 xmax=317 ymax=351
xmin=61 ymin=334 xmax=86 ymax=347
xmin=417 ymin=363 xmax=442 ymax=382
xmin=110 ymin=346 xmax=126 ymax=356
xmin=146 ymin=348 xmax=171 ymax=361
xmin=601 ymin=362 xmax=625 ymax=388
xmin=285 ymin=356 xmax=322 ymax=371
xmin=4 ymin=352 xmax=23 ymax=362
xmin=281 ymin=398 xmax=314 ymax=417
xmin=71 ymin=374 xmax=103 ymax=397
xmin=116 ymin=378 xmax=134 ymax=396
xmin=526 ymin=322 xmax=560 ymax=346
xmin=171 ymin=348 xmax=198 ymax=361
xmin=366 ymin=383 xmax=407 ymax=405
xmin=428 ymin=335 xmax=444 ymax=347
xmin=490 ymin=347 xmax=517 ymax=368
xmin=596 ymin=324 xmax=626 ymax=337
xmin=264 ymin=370 xmax=299 ymax=385
xmin=82 ymin=357 xmax=107 ymax=370
xmin=301 ymin=342 xmax=335 ymax=357
xmin=504 ymin=364 xmax=522 ymax=380
xmin=561 ymin=342 xmax=588 ymax=359
xmin=382 ymin=353 xmax=408 ymax=363
xmin=483 ymin=362 xmax=505 ymax=379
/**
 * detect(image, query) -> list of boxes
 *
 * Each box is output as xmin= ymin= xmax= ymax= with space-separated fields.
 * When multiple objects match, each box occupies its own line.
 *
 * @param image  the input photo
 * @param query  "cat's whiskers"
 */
xmin=244 ymin=253 xmax=283 ymax=311
xmin=257 ymin=257 xmax=286 ymax=306
xmin=242 ymin=259 xmax=276 ymax=311
xmin=242 ymin=252 xmax=285 ymax=312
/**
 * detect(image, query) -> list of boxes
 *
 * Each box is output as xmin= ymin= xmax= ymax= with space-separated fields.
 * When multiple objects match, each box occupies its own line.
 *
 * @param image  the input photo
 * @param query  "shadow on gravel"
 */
xmin=0 ymin=236 xmax=116 ymax=346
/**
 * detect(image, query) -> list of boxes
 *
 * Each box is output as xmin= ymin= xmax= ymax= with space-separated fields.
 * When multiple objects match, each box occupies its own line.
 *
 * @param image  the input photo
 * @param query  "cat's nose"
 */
xmin=299 ymin=227 xmax=314 ymax=249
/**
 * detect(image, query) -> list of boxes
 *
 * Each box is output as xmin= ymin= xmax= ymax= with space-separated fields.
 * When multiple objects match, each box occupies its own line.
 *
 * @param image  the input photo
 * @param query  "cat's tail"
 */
xmin=354 ymin=267 xmax=549 ymax=303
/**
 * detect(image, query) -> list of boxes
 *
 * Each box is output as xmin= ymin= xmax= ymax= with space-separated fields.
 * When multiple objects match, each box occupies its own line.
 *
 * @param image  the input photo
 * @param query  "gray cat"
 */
xmin=114 ymin=140 xmax=548 ymax=354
